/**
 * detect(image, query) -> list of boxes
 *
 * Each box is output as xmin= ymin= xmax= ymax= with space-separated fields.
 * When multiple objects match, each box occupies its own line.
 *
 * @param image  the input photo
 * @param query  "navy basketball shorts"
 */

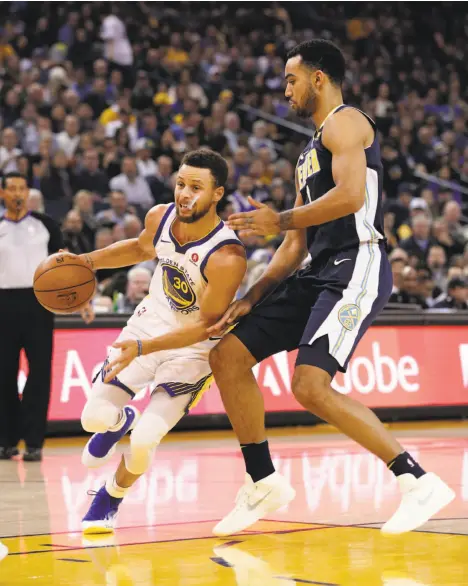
xmin=232 ymin=242 xmax=392 ymax=379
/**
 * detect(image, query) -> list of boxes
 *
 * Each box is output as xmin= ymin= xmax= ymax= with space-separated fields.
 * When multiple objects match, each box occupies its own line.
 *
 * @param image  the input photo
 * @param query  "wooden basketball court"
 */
xmin=1 ymin=422 xmax=467 ymax=585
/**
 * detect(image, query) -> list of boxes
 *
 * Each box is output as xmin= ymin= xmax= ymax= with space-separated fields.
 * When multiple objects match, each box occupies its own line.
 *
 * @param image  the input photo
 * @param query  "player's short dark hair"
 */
xmin=287 ymin=40 xmax=346 ymax=86
xmin=1 ymin=172 xmax=27 ymax=189
xmin=181 ymin=148 xmax=228 ymax=188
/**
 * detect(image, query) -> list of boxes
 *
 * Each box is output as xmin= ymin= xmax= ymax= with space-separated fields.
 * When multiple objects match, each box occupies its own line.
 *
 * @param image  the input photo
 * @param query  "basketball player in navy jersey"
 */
xmin=209 ymin=40 xmax=454 ymax=536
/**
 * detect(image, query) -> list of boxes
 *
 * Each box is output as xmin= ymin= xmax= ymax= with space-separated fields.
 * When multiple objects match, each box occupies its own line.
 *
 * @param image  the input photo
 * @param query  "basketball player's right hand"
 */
xmin=207 ymin=298 xmax=253 ymax=337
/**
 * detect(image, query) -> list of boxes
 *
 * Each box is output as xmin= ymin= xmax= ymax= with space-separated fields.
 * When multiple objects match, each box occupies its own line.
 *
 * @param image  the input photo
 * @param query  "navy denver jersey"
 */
xmin=296 ymin=104 xmax=384 ymax=263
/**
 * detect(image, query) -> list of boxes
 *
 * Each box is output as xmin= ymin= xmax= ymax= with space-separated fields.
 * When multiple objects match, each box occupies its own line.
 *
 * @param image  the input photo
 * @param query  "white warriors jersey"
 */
xmin=145 ymin=202 xmax=241 ymax=334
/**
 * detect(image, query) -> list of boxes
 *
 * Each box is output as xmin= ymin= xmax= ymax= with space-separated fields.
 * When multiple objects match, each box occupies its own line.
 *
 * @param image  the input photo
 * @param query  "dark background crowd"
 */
xmin=1 ymin=1 xmax=467 ymax=312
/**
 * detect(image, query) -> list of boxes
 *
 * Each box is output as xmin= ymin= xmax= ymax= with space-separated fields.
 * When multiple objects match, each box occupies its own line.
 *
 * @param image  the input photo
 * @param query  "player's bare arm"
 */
xmin=80 ymin=205 xmax=169 ymax=270
xmin=103 ymin=244 xmax=246 ymax=382
xmin=208 ymin=191 xmax=307 ymax=336
xmin=227 ymin=109 xmax=371 ymax=234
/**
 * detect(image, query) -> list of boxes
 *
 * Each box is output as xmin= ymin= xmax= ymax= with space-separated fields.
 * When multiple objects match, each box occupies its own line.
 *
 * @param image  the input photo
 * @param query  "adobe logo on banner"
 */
xmin=332 ymin=341 xmax=419 ymax=396
xmin=17 ymin=325 xmax=468 ymax=421
xmin=220 ymin=325 xmax=468 ymax=412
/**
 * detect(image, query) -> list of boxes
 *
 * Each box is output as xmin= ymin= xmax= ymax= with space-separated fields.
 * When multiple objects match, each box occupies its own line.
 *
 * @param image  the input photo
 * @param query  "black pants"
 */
xmin=0 ymin=289 xmax=53 ymax=449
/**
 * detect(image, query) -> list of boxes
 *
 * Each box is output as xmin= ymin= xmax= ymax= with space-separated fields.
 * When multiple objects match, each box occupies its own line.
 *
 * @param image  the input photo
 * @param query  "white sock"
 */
xmin=105 ymin=475 xmax=130 ymax=499
xmin=109 ymin=409 xmax=127 ymax=432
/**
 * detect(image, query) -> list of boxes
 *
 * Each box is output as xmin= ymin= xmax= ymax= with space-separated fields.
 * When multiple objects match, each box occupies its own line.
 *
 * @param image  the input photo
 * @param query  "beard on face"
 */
xmin=294 ymin=84 xmax=316 ymax=119
xmin=176 ymin=200 xmax=212 ymax=224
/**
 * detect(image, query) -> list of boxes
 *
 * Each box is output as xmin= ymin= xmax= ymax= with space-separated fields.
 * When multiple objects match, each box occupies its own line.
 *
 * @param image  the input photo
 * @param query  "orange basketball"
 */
xmin=33 ymin=252 xmax=96 ymax=314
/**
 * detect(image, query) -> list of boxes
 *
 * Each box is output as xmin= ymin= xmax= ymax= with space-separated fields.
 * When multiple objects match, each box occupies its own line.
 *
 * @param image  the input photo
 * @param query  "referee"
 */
xmin=0 ymin=172 xmax=93 ymax=462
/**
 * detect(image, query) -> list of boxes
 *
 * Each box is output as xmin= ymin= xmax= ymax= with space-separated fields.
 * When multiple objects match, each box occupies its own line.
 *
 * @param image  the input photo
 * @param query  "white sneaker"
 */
xmin=381 ymin=472 xmax=455 ymax=534
xmin=212 ymin=472 xmax=296 ymax=536
xmin=0 ymin=541 xmax=8 ymax=561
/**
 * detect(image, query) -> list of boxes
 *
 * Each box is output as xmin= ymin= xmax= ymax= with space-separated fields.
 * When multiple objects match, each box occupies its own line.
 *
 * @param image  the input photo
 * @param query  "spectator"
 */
xmin=389 ymin=248 xmax=409 ymax=264
xmin=168 ymin=68 xmax=208 ymax=109
xmin=443 ymin=201 xmax=466 ymax=244
xmin=27 ymin=189 xmax=45 ymax=213
xmin=433 ymin=277 xmax=468 ymax=310
xmin=100 ymin=6 xmax=134 ymax=87
xmin=147 ymin=155 xmax=173 ymax=203
xmin=139 ymin=111 xmax=160 ymax=144
xmin=56 ymin=115 xmax=80 ymax=160
xmin=131 ymin=71 xmax=156 ymax=112
xmin=94 ymin=227 xmax=121 ymax=284
xmin=105 ymin=108 xmax=139 ymax=151
xmin=85 ymin=78 xmax=109 ymax=118
xmin=229 ymin=175 xmax=257 ymax=214
xmin=62 ymin=209 xmax=93 ymax=255
xmin=96 ymin=190 xmax=135 ymax=226
xmin=384 ymin=211 xmax=398 ymax=252
xmin=224 ymin=112 xmax=243 ymax=154
xmin=40 ymin=150 xmax=73 ymax=220
xmin=114 ymin=267 xmax=152 ymax=313
xmin=432 ymin=217 xmax=465 ymax=259
xmin=389 ymin=265 xmax=426 ymax=307
xmin=385 ymin=183 xmax=412 ymax=233
xmin=400 ymin=215 xmax=437 ymax=261
xmin=248 ymin=120 xmax=277 ymax=160
xmin=74 ymin=190 xmax=97 ymax=246
xmin=389 ymin=257 xmax=407 ymax=299
xmin=270 ymin=178 xmax=294 ymax=212
xmin=426 ymin=245 xmax=447 ymax=294
xmin=135 ymin=139 xmax=158 ymax=178
xmin=415 ymin=266 xmax=438 ymax=308
xmin=122 ymin=215 xmax=143 ymax=239
xmin=73 ymin=148 xmax=109 ymax=197
xmin=13 ymin=103 xmax=40 ymax=156
xmin=109 ymin=157 xmax=153 ymax=210
xmin=0 ymin=128 xmax=22 ymax=175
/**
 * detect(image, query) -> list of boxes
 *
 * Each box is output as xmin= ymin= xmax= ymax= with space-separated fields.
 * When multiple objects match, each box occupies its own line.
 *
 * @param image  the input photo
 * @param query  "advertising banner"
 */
xmin=18 ymin=326 xmax=468 ymax=421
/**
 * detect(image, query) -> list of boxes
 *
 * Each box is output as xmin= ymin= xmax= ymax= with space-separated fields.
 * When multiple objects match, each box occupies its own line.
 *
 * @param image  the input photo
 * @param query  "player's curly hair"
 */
xmin=181 ymin=148 xmax=228 ymax=188
xmin=287 ymin=39 xmax=346 ymax=86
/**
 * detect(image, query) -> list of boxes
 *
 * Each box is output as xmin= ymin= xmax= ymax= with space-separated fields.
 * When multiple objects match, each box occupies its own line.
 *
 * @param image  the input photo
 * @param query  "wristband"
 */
xmin=136 ymin=339 xmax=143 ymax=357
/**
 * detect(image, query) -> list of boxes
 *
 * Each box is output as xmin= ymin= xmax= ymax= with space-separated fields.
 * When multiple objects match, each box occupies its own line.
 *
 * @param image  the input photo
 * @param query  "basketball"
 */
xmin=33 ymin=252 xmax=96 ymax=314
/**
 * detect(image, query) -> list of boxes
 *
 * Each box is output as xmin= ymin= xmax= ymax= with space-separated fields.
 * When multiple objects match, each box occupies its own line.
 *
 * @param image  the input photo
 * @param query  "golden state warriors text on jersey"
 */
xmin=160 ymin=259 xmax=199 ymax=315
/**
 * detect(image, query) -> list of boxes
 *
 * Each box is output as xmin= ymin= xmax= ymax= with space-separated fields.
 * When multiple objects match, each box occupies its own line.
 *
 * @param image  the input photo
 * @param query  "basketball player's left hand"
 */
xmin=104 ymin=339 xmax=139 ymax=382
xmin=227 ymin=197 xmax=281 ymax=236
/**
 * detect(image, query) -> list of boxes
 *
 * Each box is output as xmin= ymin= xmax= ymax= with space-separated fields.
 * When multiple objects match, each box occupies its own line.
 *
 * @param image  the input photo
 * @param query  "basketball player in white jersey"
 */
xmin=79 ymin=149 xmax=246 ymax=533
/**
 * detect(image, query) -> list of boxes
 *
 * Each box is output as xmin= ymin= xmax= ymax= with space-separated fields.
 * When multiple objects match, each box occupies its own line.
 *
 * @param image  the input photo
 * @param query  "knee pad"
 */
xmin=125 ymin=414 xmax=170 ymax=475
xmin=81 ymin=398 xmax=122 ymax=433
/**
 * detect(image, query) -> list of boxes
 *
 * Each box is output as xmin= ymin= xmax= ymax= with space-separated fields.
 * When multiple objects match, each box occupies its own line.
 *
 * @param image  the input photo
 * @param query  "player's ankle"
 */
xmin=387 ymin=451 xmax=426 ymax=479
xmin=105 ymin=476 xmax=130 ymax=499
xmin=240 ymin=440 xmax=275 ymax=483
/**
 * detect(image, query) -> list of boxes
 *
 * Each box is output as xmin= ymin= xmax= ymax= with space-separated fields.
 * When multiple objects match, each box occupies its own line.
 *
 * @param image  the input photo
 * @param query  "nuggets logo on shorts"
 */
xmin=161 ymin=263 xmax=196 ymax=312
xmin=338 ymin=304 xmax=361 ymax=331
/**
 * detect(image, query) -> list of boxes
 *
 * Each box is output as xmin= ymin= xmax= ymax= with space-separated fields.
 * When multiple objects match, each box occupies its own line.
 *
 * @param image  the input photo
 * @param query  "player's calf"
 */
xmin=125 ymin=412 xmax=169 ymax=475
xmin=82 ymin=411 xmax=170 ymax=533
